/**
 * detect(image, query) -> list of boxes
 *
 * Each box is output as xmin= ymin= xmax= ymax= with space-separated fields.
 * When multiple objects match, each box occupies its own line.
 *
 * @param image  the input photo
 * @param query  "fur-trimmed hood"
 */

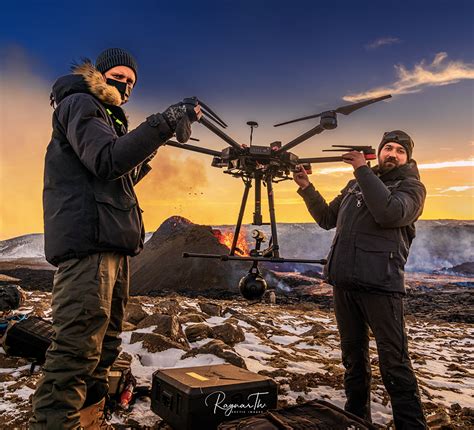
xmin=51 ymin=61 xmax=122 ymax=106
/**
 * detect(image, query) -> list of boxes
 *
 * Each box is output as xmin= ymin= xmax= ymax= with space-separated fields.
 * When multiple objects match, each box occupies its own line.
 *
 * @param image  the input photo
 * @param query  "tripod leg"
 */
xmin=230 ymin=179 xmax=252 ymax=255
xmin=266 ymin=176 xmax=280 ymax=258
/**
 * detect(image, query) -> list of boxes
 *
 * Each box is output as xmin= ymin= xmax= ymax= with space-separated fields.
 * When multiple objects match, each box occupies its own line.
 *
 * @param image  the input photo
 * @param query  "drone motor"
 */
xmin=320 ymin=111 xmax=338 ymax=130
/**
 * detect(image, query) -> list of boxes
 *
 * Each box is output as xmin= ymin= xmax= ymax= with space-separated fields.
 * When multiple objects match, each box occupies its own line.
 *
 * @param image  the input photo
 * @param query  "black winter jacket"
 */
xmin=298 ymin=161 xmax=426 ymax=294
xmin=43 ymin=62 xmax=173 ymax=266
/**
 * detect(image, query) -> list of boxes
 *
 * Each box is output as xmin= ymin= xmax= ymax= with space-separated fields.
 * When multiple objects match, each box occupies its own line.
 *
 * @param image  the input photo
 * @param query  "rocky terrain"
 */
xmin=0 ymin=218 xmax=472 ymax=428
xmin=0 ymin=284 xmax=473 ymax=429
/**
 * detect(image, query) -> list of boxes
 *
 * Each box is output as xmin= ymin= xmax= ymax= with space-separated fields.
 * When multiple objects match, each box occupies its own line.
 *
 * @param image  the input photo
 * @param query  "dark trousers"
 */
xmin=30 ymin=252 xmax=129 ymax=429
xmin=333 ymin=287 xmax=427 ymax=430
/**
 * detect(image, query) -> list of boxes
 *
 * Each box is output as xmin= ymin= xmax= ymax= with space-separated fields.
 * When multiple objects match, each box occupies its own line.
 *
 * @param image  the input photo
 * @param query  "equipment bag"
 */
xmin=0 ymin=313 xmax=27 ymax=336
xmin=217 ymin=398 xmax=378 ymax=430
xmin=2 ymin=316 xmax=53 ymax=364
xmin=0 ymin=284 xmax=26 ymax=312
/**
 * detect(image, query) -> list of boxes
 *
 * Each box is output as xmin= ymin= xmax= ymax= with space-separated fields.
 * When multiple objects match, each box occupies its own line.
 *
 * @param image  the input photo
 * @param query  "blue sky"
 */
xmin=2 ymin=0 xmax=472 ymax=107
xmin=4 ymin=0 xmax=471 ymax=161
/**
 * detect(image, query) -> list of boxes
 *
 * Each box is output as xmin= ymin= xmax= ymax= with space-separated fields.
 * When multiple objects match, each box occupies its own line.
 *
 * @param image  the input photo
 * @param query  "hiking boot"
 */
xmin=79 ymin=397 xmax=114 ymax=429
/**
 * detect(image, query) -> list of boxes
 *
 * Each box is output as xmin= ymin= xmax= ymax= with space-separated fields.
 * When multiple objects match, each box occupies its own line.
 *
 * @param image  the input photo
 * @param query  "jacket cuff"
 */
xmin=297 ymin=183 xmax=316 ymax=198
xmin=146 ymin=113 xmax=174 ymax=142
xmin=353 ymin=165 xmax=372 ymax=181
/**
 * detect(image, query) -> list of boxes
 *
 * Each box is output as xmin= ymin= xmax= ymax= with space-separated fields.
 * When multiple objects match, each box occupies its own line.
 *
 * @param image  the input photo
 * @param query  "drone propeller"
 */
xmin=335 ymin=95 xmax=392 ymax=116
xmin=273 ymin=94 xmax=391 ymax=127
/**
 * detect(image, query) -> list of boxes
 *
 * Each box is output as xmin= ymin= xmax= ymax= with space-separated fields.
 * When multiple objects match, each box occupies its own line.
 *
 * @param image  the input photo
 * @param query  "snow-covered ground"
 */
xmin=0 ymin=291 xmax=472 ymax=428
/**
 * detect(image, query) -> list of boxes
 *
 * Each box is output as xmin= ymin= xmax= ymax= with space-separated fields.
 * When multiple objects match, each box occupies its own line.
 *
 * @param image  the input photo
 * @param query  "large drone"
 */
xmin=165 ymin=94 xmax=391 ymax=299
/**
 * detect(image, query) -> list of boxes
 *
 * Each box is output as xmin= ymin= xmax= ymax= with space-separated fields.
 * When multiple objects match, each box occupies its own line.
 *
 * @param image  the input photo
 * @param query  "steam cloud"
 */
xmin=216 ymin=221 xmax=473 ymax=273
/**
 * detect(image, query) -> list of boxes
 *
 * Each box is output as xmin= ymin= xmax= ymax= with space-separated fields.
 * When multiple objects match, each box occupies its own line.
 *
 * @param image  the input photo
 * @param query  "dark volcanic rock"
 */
xmin=145 ymin=216 xmax=193 ymax=248
xmin=449 ymin=261 xmax=474 ymax=275
xmin=301 ymin=323 xmax=326 ymax=337
xmin=130 ymin=332 xmax=187 ymax=353
xmin=199 ymin=301 xmax=222 ymax=316
xmin=184 ymin=323 xmax=213 ymax=342
xmin=0 ymin=268 xmax=54 ymax=292
xmin=178 ymin=313 xmax=207 ymax=324
xmin=211 ymin=323 xmax=245 ymax=346
xmin=137 ymin=313 xmax=187 ymax=345
xmin=130 ymin=217 xmax=248 ymax=295
xmin=154 ymin=299 xmax=182 ymax=315
xmin=124 ymin=303 xmax=148 ymax=325
xmin=181 ymin=339 xmax=247 ymax=369
xmin=405 ymin=289 xmax=473 ymax=323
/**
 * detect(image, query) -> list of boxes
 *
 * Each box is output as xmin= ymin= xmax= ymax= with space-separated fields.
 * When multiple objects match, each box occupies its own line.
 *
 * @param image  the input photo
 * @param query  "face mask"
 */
xmin=106 ymin=78 xmax=132 ymax=102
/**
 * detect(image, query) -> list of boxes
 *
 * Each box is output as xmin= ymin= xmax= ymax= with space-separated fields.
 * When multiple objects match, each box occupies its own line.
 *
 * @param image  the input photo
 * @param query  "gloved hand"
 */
xmin=162 ymin=99 xmax=201 ymax=143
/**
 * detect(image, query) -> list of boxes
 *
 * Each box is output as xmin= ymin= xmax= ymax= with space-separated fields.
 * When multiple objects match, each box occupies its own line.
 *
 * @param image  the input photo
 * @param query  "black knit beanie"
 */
xmin=378 ymin=130 xmax=414 ymax=160
xmin=95 ymin=48 xmax=138 ymax=80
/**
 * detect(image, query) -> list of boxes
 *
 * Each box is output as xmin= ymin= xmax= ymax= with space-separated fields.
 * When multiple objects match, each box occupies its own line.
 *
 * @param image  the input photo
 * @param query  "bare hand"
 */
xmin=194 ymin=105 xmax=203 ymax=120
xmin=293 ymin=165 xmax=311 ymax=190
xmin=342 ymin=151 xmax=367 ymax=170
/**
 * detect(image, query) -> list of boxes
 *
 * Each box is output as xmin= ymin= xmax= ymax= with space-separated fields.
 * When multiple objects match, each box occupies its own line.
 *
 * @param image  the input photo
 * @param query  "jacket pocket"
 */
xmin=94 ymin=192 xmax=141 ymax=251
xmin=353 ymin=233 xmax=398 ymax=288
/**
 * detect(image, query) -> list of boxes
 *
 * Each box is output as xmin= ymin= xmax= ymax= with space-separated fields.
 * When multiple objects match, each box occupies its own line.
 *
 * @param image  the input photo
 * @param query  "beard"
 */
xmin=378 ymin=156 xmax=400 ymax=173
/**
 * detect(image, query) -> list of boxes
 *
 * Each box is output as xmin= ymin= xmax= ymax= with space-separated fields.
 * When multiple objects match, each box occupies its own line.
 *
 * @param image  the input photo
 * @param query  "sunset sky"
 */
xmin=1 ymin=0 xmax=473 ymax=239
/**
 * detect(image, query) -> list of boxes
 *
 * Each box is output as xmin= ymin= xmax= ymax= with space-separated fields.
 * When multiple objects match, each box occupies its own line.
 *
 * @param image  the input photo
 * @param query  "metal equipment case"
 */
xmin=151 ymin=364 xmax=278 ymax=430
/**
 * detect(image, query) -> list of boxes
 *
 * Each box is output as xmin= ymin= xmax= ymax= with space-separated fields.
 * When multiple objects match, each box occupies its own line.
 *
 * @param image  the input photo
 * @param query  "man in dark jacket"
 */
xmin=294 ymin=130 xmax=427 ymax=429
xmin=30 ymin=48 xmax=202 ymax=429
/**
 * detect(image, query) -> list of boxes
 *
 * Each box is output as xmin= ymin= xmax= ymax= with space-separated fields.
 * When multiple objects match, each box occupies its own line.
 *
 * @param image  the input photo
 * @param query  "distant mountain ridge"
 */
xmin=1 ymin=220 xmax=473 ymax=273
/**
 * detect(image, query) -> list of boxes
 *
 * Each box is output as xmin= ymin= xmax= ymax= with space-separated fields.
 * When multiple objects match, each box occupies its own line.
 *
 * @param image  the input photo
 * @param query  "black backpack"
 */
xmin=2 ymin=316 xmax=54 ymax=367
xmin=0 ymin=284 xmax=26 ymax=312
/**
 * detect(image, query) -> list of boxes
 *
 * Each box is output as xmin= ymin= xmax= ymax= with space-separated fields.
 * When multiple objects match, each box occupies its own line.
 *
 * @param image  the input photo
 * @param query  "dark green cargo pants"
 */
xmin=30 ymin=252 xmax=129 ymax=429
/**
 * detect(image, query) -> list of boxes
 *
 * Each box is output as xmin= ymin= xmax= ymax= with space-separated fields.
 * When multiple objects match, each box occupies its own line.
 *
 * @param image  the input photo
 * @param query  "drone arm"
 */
xmin=164 ymin=140 xmax=221 ymax=157
xmin=299 ymin=156 xmax=345 ymax=164
xmin=275 ymin=124 xmax=325 ymax=154
xmin=199 ymin=117 xmax=242 ymax=150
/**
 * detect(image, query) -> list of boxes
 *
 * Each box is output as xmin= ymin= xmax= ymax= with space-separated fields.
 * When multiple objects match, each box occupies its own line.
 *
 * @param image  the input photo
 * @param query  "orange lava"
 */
xmin=212 ymin=229 xmax=249 ymax=255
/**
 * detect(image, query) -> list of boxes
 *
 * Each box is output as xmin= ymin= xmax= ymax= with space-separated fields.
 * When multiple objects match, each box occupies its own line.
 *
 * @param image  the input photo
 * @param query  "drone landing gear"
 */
xmin=183 ymin=172 xmax=326 ymax=265
xmin=230 ymin=172 xmax=280 ymax=258
xmin=183 ymin=172 xmax=327 ymax=300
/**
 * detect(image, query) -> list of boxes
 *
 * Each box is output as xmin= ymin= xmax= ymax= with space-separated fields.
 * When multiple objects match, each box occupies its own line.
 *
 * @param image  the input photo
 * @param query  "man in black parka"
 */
xmin=294 ymin=130 xmax=427 ymax=429
xmin=30 ymin=48 xmax=202 ymax=429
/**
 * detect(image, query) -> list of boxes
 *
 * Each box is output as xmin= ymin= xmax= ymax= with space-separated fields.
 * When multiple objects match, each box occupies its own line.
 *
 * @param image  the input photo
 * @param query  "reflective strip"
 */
xmin=106 ymin=108 xmax=123 ymax=125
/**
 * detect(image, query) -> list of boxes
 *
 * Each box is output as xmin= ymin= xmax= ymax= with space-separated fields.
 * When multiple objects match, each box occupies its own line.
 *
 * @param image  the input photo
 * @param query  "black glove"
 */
xmin=162 ymin=99 xmax=199 ymax=143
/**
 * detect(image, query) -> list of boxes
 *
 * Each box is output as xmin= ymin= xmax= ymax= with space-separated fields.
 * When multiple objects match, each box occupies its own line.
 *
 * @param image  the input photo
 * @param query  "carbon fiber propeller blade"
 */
xmin=274 ymin=94 xmax=391 ymax=127
xmin=335 ymin=94 xmax=392 ymax=115
xmin=274 ymin=112 xmax=322 ymax=127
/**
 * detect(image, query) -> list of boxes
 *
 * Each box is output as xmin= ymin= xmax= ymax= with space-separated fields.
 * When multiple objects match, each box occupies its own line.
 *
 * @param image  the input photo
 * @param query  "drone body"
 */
xmin=172 ymin=94 xmax=392 ymax=299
